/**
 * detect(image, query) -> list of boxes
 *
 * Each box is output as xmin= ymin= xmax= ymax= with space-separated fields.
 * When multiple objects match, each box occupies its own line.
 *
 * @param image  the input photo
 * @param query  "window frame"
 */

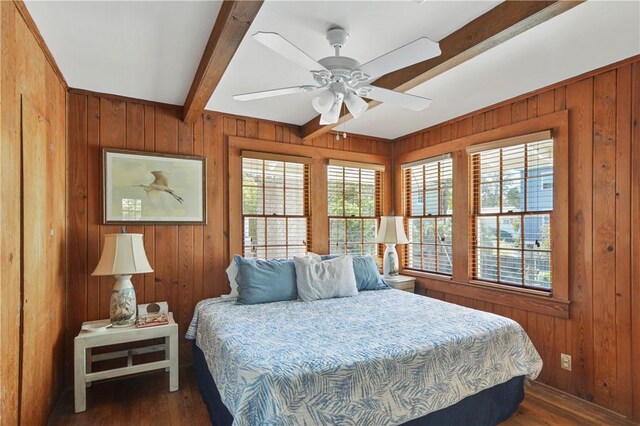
xmin=394 ymin=112 xmax=569 ymax=319
xmin=241 ymin=154 xmax=311 ymax=259
xmin=327 ymin=160 xmax=384 ymax=257
xmin=468 ymin=136 xmax=554 ymax=292
xmin=402 ymin=155 xmax=453 ymax=275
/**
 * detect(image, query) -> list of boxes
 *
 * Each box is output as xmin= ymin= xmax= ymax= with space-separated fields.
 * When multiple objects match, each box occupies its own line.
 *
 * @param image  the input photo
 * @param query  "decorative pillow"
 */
xmin=352 ymin=255 xmax=389 ymax=291
xmin=321 ymin=254 xmax=388 ymax=291
xmin=305 ymin=252 xmax=323 ymax=262
xmin=225 ymin=260 xmax=239 ymax=297
xmin=234 ymin=255 xmax=298 ymax=304
xmin=294 ymin=255 xmax=358 ymax=302
xmin=320 ymin=254 xmax=339 ymax=261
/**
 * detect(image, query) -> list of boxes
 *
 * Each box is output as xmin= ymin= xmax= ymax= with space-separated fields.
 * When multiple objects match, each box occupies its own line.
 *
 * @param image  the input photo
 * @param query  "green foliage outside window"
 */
xmin=328 ymin=166 xmax=380 ymax=256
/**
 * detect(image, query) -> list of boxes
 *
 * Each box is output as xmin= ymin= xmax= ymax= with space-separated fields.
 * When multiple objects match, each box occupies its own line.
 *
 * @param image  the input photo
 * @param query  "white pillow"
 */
xmin=304 ymin=252 xmax=323 ymax=262
xmin=225 ymin=259 xmax=239 ymax=297
xmin=293 ymin=255 xmax=357 ymax=302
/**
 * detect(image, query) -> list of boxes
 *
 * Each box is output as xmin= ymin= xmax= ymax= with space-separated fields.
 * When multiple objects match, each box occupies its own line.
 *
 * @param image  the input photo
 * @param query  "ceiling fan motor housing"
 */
xmin=317 ymin=56 xmax=361 ymax=83
xmin=316 ymin=26 xmax=370 ymax=88
xmin=326 ymin=27 xmax=349 ymax=50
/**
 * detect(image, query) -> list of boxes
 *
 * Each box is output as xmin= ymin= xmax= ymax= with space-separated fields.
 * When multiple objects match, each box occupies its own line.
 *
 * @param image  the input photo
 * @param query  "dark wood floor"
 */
xmin=49 ymin=367 xmax=209 ymax=426
xmin=49 ymin=367 xmax=636 ymax=426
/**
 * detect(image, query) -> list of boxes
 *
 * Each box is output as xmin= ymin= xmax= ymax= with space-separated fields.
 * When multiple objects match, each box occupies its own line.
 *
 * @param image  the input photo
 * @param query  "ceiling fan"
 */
xmin=232 ymin=27 xmax=441 ymax=124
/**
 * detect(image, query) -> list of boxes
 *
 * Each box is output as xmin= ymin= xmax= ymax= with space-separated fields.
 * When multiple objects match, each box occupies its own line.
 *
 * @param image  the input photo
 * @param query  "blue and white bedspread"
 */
xmin=186 ymin=290 xmax=542 ymax=426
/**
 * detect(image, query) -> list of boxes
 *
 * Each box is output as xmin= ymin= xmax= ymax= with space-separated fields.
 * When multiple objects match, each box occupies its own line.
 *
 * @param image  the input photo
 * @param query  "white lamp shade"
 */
xmin=312 ymin=90 xmax=335 ymax=114
xmin=375 ymin=216 xmax=409 ymax=244
xmin=92 ymin=233 xmax=153 ymax=276
xmin=319 ymin=100 xmax=342 ymax=125
xmin=344 ymin=92 xmax=368 ymax=119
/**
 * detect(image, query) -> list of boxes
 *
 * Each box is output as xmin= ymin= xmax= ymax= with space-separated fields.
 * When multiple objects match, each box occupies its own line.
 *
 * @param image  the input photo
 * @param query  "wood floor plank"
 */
xmin=519 ymin=381 xmax=637 ymax=426
xmin=48 ymin=368 xmax=636 ymax=426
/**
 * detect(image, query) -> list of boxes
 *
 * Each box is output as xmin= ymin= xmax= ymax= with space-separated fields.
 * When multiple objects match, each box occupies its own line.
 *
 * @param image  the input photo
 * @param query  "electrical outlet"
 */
xmin=561 ymin=353 xmax=572 ymax=371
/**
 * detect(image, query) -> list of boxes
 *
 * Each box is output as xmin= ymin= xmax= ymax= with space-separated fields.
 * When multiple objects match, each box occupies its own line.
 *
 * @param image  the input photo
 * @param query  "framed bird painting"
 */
xmin=103 ymin=149 xmax=207 ymax=224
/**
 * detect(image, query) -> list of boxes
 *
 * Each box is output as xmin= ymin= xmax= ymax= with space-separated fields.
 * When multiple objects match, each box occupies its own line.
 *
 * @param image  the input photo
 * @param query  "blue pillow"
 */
xmin=321 ymin=254 xmax=389 ymax=291
xmin=320 ymin=254 xmax=339 ymax=261
xmin=234 ymin=255 xmax=298 ymax=304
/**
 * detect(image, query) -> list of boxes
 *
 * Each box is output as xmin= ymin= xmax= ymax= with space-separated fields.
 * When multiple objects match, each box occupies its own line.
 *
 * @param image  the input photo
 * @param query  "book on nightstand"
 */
xmin=136 ymin=301 xmax=169 ymax=328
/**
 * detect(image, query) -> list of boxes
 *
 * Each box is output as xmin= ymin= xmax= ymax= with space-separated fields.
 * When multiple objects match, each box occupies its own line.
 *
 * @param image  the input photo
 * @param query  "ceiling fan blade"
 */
xmin=233 ymin=85 xmax=316 ymax=101
xmin=363 ymin=86 xmax=431 ymax=111
xmin=359 ymin=38 xmax=441 ymax=80
xmin=253 ymin=32 xmax=327 ymax=72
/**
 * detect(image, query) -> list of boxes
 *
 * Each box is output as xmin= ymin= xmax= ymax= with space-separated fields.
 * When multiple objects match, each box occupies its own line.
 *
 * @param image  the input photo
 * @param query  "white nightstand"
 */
xmin=74 ymin=313 xmax=179 ymax=413
xmin=385 ymin=275 xmax=416 ymax=293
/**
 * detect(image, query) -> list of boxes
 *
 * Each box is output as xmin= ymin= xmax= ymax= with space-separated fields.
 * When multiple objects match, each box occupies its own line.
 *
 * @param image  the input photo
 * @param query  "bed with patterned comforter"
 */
xmin=186 ymin=289 xmax=542 ymax=426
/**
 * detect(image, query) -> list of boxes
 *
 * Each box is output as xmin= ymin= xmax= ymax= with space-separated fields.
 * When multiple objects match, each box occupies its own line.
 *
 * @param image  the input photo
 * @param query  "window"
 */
xmin=327 ymin=161 xmax=383 ymax=256
xmin=402 ymin=155 xmax=453 ymax=275
xmin=241 ymin=154 xmax=310 ymax=259
xmin=121 ymin=198 xmax=142 ymax=220
xmin=469 ymin=133 xmax=553 ymax=291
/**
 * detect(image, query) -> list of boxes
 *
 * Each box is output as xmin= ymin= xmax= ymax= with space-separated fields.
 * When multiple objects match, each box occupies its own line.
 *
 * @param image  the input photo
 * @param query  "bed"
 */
xmin=186 ymin=289 xmax=542 ymax=426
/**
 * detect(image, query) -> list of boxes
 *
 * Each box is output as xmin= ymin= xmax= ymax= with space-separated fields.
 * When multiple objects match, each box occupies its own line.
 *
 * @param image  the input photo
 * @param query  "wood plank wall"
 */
xmin=0 ymin=2 xmax=67 ymax=425
xmin=393 ymin=56 xmax=640 ymax=422
xmin=66 ymin=92 xmax=392 ymax=378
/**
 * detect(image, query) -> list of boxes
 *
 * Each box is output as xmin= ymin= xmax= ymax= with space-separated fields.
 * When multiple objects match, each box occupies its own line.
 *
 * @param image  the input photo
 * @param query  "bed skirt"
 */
xmin=193 ymin=343 xmax=525 ymax=426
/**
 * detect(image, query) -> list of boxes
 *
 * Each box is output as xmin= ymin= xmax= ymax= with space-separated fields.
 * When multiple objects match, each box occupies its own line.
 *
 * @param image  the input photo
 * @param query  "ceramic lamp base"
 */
xmin=383 ymin=243 xmax=399 ymax=277
xmin=110 ymin=275 xmax=137 ymax=327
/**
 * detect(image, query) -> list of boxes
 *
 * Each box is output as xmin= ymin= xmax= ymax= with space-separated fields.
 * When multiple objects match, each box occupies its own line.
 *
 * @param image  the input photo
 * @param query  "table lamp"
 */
xmin=92 ymin=233 xmax=153 ymax=327
xmin=375 ymin=216 xmax=409 ymax=278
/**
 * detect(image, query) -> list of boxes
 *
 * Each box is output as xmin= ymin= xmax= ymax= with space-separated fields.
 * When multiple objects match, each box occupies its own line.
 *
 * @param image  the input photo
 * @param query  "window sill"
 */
xmin=402 ymin=269 xmax=453 ymax=282
xmin=400 ymin=269 xmax=570 ymax=319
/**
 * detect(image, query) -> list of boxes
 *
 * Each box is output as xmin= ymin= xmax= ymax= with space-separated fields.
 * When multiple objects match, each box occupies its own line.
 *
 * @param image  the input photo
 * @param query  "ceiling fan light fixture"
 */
xmin=319 ymin=100 xmax=342 ymax=125
xmin=312 ymin=90 xmax=335 ymax=114
xmin=344 ymin=92 xmax=368 ymax=119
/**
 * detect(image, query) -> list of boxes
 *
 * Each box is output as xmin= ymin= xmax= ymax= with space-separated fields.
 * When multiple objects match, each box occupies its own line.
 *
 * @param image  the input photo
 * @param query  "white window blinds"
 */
xmin=403 ymin=155 xmax=453 ymax=275
xmin=327 ymin=164 xmax=383 ymax=256
xmin=470 ymin=136 xmax=554 ymax=290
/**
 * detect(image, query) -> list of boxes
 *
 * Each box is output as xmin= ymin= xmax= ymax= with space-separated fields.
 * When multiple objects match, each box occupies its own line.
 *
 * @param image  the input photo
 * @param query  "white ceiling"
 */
xmin=206 ymin=0 xmax=501 ymax=124
xmin=25 ymin=1 xmax=640 ymax=140
xmin=24 ymin=1 xmax=222 ymax=105
xmin=346 ymin=0 xmax=640 ymax=139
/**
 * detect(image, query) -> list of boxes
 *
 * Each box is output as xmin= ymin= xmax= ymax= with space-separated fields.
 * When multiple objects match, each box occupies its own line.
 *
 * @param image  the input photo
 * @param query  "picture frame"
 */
xmin=103 ymin=149 xmax=207 ymax=224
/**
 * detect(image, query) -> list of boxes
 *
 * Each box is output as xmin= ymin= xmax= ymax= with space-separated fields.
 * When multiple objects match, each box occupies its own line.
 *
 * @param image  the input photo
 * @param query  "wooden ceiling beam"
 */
xmin=300 ymin=0 xmax=583 ymax=140
xmin=182 ymin=1 xmax=263 ymax=124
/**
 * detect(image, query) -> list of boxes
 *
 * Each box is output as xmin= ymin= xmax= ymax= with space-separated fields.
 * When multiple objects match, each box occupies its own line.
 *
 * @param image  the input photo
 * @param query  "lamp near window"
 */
xmin=92 ymin=233 xmax=153 ymax=327
xmin=375 ymin=216 xmax=409 ymax=278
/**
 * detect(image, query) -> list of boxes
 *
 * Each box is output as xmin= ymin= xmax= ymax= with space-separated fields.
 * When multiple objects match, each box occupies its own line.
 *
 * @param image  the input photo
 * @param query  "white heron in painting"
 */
xmin=135 ymin=171 xmax=184 ymax=204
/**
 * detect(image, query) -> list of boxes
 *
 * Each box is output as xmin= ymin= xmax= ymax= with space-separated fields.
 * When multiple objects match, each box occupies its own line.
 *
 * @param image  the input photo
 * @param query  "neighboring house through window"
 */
xmin=468 ymin=132 xmax=554 ymax=291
